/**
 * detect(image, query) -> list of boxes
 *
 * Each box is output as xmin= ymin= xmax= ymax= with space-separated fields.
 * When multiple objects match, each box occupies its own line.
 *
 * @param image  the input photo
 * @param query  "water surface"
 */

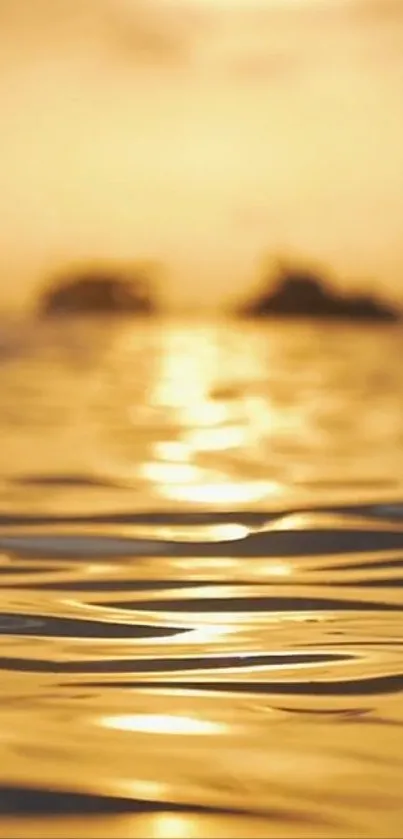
xmin=0 ymin=319 xmax=403 ymax=838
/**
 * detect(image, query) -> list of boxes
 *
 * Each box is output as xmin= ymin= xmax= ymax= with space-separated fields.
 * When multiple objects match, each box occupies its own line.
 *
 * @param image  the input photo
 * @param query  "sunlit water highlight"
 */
xmin=0 ymin=318 xmax=403 ymax=838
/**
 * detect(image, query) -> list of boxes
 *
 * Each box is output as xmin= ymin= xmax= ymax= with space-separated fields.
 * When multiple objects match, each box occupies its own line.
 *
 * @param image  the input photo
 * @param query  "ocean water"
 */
xmin=0 ymin=318 xmax=403 ymax=838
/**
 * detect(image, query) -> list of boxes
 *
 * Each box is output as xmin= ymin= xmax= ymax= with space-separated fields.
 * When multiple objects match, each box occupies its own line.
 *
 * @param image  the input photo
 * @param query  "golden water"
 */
xmin=0 ymin=319 xmax=403 ymax=838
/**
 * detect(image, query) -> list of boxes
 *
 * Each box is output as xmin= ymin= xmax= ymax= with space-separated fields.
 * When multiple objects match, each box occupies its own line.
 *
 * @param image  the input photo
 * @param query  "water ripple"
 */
xmin=1 ymin=322 xmax=403 ymax=837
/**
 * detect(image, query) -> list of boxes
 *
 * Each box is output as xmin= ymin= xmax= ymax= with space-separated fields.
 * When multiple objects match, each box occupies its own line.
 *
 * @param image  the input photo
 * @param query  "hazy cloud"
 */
xmin=350 ymin=0 xmax=403 ymax=23
xmin=0 ymin=0 xmax=207 ymax=67
xmin=217 ymin=0 xmax=403 ymax=81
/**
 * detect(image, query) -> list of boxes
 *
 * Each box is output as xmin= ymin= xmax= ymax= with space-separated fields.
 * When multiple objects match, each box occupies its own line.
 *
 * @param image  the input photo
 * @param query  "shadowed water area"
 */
xmin=0 ymin=319 xmax=403 ymax=838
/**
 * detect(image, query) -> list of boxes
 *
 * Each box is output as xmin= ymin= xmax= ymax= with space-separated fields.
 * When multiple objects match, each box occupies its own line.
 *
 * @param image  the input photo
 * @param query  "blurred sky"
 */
xmin=0 ymin=0 xmax=403 ymax=309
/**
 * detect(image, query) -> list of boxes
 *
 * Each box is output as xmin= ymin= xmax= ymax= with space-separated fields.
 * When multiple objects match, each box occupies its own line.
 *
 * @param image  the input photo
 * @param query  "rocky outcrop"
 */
xmin=238 ymin=265 xmax=399 ymax=322
xmin=37 ymin=267 xmax=157 ymax=317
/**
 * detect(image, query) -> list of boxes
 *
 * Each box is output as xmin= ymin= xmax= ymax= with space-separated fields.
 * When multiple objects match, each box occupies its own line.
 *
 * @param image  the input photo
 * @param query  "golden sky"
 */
xmin=0 ymin=0 xmax=403 ymax=308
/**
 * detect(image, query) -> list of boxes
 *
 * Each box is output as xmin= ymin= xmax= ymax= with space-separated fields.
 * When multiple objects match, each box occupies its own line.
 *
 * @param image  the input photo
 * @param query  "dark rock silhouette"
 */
xmin=238 ymin=263 xmax=399 ymax=322
xmin=37 ymin=266 xmax=157 ymax=318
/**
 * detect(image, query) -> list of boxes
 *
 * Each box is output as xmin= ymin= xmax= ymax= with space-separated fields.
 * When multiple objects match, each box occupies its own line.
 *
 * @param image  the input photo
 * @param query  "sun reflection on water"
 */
xmin=158 ymin=480 xmax=280 ymax=505
xmin=135 ymin=324 xmax=282 ymax=506
xmin=101 ymin=714 xmax=226 ymax=736
xmin=148 ymin=815 xmax=196 ymax=839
